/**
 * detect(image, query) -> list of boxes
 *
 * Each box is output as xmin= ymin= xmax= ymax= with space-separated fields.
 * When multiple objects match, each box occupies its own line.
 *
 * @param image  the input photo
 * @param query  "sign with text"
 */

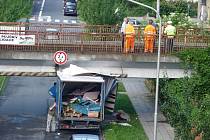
xmin=0 ymin=34 xmax=35 ymax=45
xmin=53 ymin=51 xmax=68 ymax=65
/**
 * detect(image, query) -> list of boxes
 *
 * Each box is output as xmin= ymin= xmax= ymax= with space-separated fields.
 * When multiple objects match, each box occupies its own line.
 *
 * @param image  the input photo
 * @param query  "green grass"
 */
xmin=0 ymin=76 xmax=7 ymax=96
xmin=103 ymin=84 xmax=148 ymax=140
xmin=117 ymin=82 xmax=126 ymax=92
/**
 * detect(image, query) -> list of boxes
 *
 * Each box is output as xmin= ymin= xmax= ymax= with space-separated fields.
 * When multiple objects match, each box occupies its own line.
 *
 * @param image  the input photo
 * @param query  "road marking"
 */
xmin=63 ymin=20 xmax=68 ymax=23
xmin=39 ymin=0 xmax=46 ymax=17
xmin=29 ymin=18 xmax=36 ymax=21
xmin=46 ymin=16 xmax=52 ymax=22
xmin=47 ymin=18 xmax=52 ymax=22
xmin=71 ymin=20 xmax=77 ymax=24
xmin=38 ymin=17 xmax=44 ymax=22
xmin=54 ymin=19 xmax=60 ymax=23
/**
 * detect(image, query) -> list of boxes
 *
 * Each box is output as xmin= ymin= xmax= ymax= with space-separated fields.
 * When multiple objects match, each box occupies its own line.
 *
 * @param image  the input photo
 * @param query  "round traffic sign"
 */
xmin=53 ymin=51 xmax=68 ymax=65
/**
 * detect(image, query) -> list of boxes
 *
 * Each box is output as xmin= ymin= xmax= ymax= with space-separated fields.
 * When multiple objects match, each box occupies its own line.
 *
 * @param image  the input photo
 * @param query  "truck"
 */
xmin=51 ymin=64 xmax=118 ymax=130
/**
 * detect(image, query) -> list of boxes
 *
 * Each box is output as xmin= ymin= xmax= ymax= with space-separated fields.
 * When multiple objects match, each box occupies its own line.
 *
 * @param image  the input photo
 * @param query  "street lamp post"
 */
xmin=127 ymin=1 xmax=161 ymax=140
xmin=157 ymin=0 xmax=160 ymax=17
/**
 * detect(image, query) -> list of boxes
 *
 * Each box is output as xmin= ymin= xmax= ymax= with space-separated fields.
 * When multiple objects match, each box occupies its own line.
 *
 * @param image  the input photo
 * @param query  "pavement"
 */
xmin=122 ymin=78 xmax=174 ymax=140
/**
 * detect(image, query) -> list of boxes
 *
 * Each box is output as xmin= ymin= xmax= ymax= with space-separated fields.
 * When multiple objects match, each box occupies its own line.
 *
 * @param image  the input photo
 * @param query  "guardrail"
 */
xmin=0 ymin=23 xmax=209 ymax=54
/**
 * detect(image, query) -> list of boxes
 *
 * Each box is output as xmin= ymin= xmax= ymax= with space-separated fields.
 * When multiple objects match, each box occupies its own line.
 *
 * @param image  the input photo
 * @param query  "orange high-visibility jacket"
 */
xmin=125 ymin=24 xmax=135 ymax=38
xmin=144 ymin=25 xmax=156 ymax=39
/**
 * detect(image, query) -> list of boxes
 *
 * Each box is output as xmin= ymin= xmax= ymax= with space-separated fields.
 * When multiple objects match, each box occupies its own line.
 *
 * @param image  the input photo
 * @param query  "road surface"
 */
xmin=31 ymin=0 xmax=80 ymax=24
xmin=0 ymin=76 xmax=70 ymax=140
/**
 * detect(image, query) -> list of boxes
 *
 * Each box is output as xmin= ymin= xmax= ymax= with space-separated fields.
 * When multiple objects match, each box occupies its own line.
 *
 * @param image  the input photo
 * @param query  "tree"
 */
xmin=77 ymin=0 xmax=121 ymax=25
xmin=159 ymin=48 xmax=210 ymax=139
xmin=77 ymin=0 xmax=197 ymax=25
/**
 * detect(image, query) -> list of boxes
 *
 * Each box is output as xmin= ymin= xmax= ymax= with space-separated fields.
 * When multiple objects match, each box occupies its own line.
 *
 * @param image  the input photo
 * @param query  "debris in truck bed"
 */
xmin=83 ymin=91 xmax=100 ymax=101
xmin=71 ymin=84 xmax=98 ymax=96
xmin=62 ymin=96 xmax=101 ymax=118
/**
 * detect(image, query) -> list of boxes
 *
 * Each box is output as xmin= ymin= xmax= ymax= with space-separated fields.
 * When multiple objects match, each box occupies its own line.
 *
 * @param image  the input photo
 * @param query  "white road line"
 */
xmin=63 ymin=20 xmax=68 ymax=23
xmin=47 ymin=18 xmax=52 ymax=22
xmin=38 ymin=17 xmax=43 ymax=22
xmin=71 ymin=20 xmax=77 ymax=24
xmin=54 ymin=19 xmax=60 ymax=23
xmin=39 ymin=0 xmax=46 ymax=17
xmin=29 ymin=18 xmax=36 ymax=21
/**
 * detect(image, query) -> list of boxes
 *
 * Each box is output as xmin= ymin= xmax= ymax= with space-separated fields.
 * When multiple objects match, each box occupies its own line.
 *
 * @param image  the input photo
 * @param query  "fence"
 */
xmin=0 ymin=22 xmax=209 ymax=54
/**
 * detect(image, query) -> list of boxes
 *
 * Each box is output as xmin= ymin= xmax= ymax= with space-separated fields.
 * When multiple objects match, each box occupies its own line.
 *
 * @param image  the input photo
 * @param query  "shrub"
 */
xmin=0 ymin=0 xmax=33 ymax=22
xmin=159 ymin=48 xmax=210 ymax=139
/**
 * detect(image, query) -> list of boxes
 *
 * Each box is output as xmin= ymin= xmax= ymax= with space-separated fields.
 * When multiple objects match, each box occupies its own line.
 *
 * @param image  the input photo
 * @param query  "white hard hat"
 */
xmin=167 ymin=21 xmax=172 ymax=24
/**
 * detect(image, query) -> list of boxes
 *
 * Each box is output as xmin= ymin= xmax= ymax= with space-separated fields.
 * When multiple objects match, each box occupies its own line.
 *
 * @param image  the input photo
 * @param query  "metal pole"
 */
xmin=154 ymin=16 xmax=161 ymax=140
xmin=157 ymin=0 xmax=160 ymax=18
xmin=126 ymin=1 xmax=161 ymax=140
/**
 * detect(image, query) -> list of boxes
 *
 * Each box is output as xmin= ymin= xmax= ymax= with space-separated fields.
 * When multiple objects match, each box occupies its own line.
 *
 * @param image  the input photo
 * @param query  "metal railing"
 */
xmin=0 ymin=22 xmax=209 ymax=54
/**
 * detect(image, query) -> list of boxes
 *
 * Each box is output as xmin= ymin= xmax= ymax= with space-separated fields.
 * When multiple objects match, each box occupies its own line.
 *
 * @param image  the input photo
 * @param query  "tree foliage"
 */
xmin=77 ymin=0 xmax=123 ymax=25
xmin=159 ymin=48 xmax=210 ymax=139
xmin=0 ymin=0 xmax=33 ymax=22
xmin=162 ymin=13 xmax=197 ymax=28
xmin=78 ymin=0 xmax=197 ymax=25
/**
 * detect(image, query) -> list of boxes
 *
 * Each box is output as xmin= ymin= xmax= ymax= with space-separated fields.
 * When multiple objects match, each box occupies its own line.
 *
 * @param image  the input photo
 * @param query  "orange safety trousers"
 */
xmin=144 ymin=37 xmax=155 ymax=53
xmin=124 ymin=36 xmax=135 ymax=53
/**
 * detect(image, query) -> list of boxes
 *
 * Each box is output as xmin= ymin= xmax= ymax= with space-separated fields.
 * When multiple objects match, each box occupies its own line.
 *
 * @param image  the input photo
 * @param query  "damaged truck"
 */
xmin=47 ymin=64 xmax=118 ymax=131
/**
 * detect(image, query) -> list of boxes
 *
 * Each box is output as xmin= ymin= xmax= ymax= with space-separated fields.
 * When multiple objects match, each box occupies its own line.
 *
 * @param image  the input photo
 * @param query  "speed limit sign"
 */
xmin=53 ymin=51 xmax=68 ymax=65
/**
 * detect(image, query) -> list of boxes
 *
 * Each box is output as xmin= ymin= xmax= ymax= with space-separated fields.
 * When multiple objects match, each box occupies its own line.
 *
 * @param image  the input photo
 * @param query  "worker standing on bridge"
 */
xmin=121 ymin=17 xmax=129 ymax=51
xmin=164 ymin=21 xmax=176 ymax=53
xmin=124 ymin=21 xmax=135 ymax=53
xmin=144 ymin=19 xmax=156 ymax=53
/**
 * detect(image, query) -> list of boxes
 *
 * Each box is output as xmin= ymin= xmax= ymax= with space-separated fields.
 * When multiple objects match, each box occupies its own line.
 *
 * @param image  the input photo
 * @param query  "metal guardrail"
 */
xmin=0 ymin=22 xmax=209 ymax=54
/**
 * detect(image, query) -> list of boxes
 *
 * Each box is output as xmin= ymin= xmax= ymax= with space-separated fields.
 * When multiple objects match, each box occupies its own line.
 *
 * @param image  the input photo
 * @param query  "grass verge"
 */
xmin=117 ymin=82 xmax=126 ymax=92
xmin=103 ymin=83 xmax=148 ymax=140
xmin=0 ymin=76 xmax=8 ymax=96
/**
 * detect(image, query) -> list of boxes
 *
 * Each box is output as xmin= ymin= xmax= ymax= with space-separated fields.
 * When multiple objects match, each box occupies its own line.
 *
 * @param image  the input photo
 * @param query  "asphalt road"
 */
xmin=31 ymin=0 xmax=79 ymax=24
xmin=0 ymin=77 xmax=82 ymax=140
xmin=0 ymin=77 xmax=101 ymax=140
xmin=0 ymin=77 xmax=74 ymax=140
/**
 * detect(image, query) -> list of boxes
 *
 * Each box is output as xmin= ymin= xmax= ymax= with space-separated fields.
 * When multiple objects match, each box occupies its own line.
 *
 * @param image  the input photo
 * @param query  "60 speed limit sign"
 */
xmin=53 ymin=51 xmax=68 ymax=65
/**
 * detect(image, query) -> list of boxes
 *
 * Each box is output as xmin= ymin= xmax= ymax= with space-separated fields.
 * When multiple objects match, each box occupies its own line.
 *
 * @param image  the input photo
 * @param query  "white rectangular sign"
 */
xmin=0 ymin=34 xmax=35 ymax=45
xmin=0 ymin=26 xmax=26 ymax=34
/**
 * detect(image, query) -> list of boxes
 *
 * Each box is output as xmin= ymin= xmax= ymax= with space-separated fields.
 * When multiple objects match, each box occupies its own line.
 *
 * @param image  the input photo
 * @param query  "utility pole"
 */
xmin=200 ymin=0 xmax=207 ymax=21
xmin=127 ymin=1 xmax=162 ymax=140
xmin=157 ymin=0 xmax=160 ymax=18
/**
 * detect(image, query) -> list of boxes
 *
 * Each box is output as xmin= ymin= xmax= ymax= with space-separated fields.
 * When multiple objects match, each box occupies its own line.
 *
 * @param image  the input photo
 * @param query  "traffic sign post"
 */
xmin=53 ymin=51 xmax=68 ymax=65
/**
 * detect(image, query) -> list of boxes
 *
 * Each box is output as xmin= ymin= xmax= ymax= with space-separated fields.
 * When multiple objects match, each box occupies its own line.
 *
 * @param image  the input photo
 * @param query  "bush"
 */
xmin=162 ymin=12 xmax=197 ymax=28
xmin=160 ymin=0 xmax=197 ymax=17
xmin=0 ymin=0 xmax=33 ymax=22
xmin=159 ymin=48 xmax=210 ymax=139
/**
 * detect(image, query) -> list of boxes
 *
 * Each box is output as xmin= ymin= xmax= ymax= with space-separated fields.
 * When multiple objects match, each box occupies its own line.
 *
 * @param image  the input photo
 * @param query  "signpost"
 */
xmin=53 ymin=51 xmax=68 ymax=65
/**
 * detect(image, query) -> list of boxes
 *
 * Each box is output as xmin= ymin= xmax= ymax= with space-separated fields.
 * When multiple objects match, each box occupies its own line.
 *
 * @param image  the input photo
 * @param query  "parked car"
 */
xmin=64 ymin=2 xmax=77 ymax=16
xmin=70 ymin=134 xmax=99 ymax=140
xmin=129 ymin=18 xmax=141 ymax=26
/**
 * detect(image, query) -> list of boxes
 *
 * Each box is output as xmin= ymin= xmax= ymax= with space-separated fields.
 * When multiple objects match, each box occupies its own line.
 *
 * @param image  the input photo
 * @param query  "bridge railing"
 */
xmin=0 ymin=22 xmax=209 ymax=54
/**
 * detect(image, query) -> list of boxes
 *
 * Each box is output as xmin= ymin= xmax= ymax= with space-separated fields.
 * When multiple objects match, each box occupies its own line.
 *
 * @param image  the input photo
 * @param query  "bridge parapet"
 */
xmin=0 ymin=22 xmax=209 ymax=54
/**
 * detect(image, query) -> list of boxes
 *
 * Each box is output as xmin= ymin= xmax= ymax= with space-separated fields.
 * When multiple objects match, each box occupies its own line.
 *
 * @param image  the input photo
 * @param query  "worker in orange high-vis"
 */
xmin=124 ymin=21 xmax=135 ymax=53
xmin=144 ymin=19 xmax=156 ymax=53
